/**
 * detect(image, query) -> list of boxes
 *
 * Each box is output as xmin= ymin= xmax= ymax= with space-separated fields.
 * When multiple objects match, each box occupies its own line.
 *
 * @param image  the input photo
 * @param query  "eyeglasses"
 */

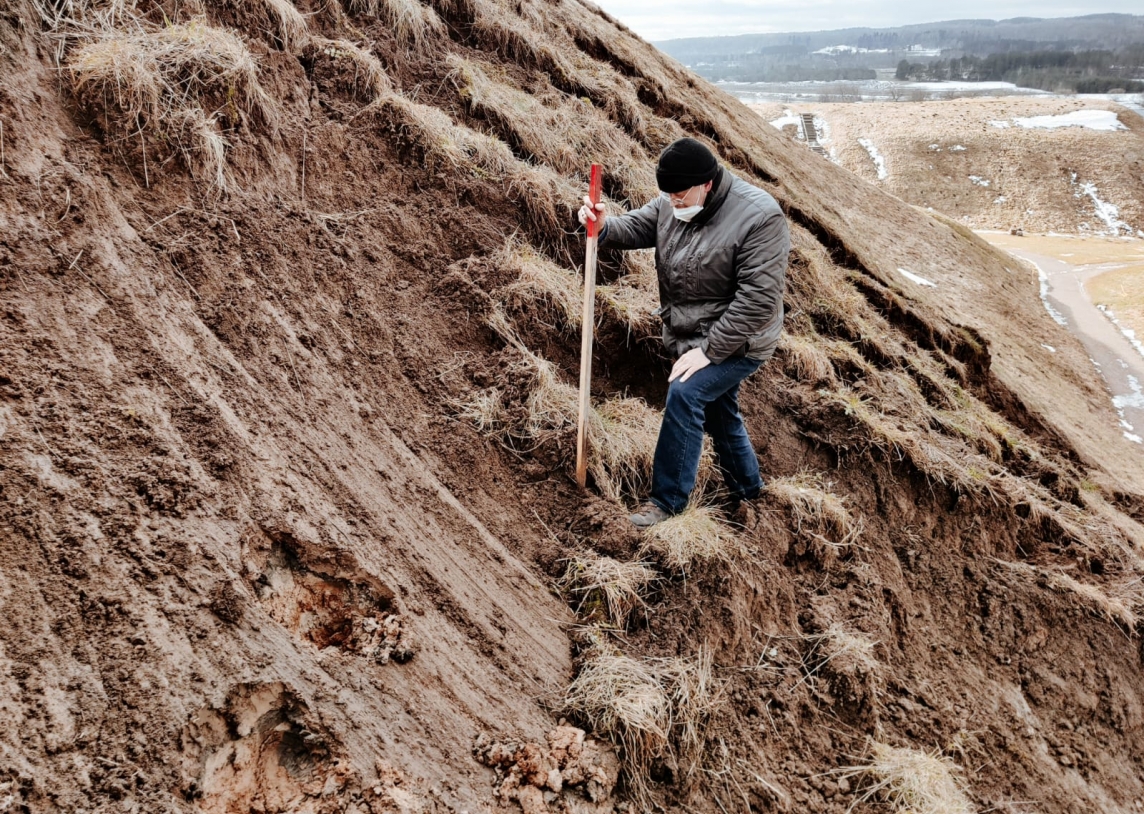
xmin=661 ymin=188 xmax=697 ymax=204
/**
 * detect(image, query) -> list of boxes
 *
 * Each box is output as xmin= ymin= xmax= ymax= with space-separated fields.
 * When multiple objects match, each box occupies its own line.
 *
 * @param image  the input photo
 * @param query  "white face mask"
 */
xmin=672 ymin=205 xmax=703 ymax=222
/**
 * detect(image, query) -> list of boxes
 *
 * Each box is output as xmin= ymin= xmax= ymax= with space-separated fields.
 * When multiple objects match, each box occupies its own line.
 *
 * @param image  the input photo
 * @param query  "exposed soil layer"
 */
xmin=2 ymin=1 xmax=1144 ymax=813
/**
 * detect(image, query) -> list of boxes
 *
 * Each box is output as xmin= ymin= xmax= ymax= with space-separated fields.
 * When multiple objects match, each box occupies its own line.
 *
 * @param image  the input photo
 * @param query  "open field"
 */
xmin=750 ymin=96 xmax=1144 ymax=235
xmin=1089 ymin=266 xmax=1144 ymax=339
xmin=981 ymin=232 xmax=1144 ymax=266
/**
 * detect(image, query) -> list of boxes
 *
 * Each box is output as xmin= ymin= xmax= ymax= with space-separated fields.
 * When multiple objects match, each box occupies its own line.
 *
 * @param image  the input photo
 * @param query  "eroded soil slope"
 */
xmin=2 ymin=0 xmax=1144 ymax=812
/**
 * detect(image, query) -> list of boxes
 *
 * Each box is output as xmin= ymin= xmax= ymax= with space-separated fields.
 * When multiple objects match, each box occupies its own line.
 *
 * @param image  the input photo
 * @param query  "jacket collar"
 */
xmin=688 ymin=166 xmax=729 ymax=227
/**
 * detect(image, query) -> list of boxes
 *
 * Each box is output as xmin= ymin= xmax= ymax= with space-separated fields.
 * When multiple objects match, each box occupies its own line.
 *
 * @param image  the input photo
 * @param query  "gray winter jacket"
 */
xmin=599 ymin=167 xmax=789 ymax=364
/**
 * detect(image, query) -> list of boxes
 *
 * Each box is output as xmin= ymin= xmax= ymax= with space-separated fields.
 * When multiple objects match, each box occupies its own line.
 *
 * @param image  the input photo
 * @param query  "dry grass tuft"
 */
xmin=564 ymin=653 xmax=669 ymax=792
xmin=932 ymin=408 xmax=1006 ymax=463
xmin=668 ymin=650 xmax=724 ymax=772
xmin=452 ymin=386 xmax=505 ymax=433
xmin=374 ymin=94 xmax=579 ymax=238
xmin=447 ymin=54 xmax=656 ymax=204
xmin=593 ymin=398 xmax=662 ymax=500
xmin=466 ymin=311 xmax=662 ymax=500
xmin=1049 ymin=571 xmax=1140 ymax=629
xmin=495 ymin=236 xmax=657 ymax=335
xmin=793 ymin=624 xmax=881 ymax=703
xmin=785 ymin=229 xmax=872 ymax=335
xmin=597 ymin=248 xmax=660 ymax=335
xmin=304 ymin=37 xmax=391 ymax=102
xmin=167 ymin=108 xmax=228 ymax=190
xmin=824 ymin=387 xmax=1002 ymax=496
xmin=484 ymin=308 xmax=581 ymax=433
xmin=641 ymin=505 xmax=738 ymax=572
xmin=37 ymin=0 xmax=308 ymax=50
xmin=31 ymin=0 xmax=132 ymax=33
xmin=67 ymin=18 xmax=274 ymax=189
xmin=450 ymin=54 xmax=580 ymax=171
xmin=69 ymin=19 xmax=272 ymax=124
xmin=839 ymin=743 xmax=974 ymax=814
xmin=766 ymin=472 xmax=862 ymax=552
xmin=596 ymin=281 xmax=659 ymax=335
xmin=263 ymin=0 xmax=308 ymax=50
xmin=812 ymin=624 xmax=879 ymax=678
xmin=498 ymin=240 xmax=583 ymax=328
xmin=346 ymin=0 xmax=444 ymax=49
xmin=777 ymin=331 xmax=836 ymax=385
xmin=619 ymin=247 xmax=658 ymax=287
xmin=563 ymin=649 xmax=723 ymax=806
xmin=997 ymin=560 xmax=1141 ymax=629
xmin=561 ymin=553 xmax=658 ymax=629
xmin=378 ymin=92 xmax=516 ymax=175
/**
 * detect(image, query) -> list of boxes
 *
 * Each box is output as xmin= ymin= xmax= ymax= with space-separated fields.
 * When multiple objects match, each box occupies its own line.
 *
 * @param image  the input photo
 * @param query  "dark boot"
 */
xmin=628 ymin=503 xmax=671 ymax=528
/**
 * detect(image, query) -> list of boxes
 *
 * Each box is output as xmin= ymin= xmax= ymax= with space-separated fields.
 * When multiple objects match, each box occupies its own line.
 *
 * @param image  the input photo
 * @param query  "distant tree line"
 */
xmin=895 ymin=47 xmax=1144 ymax=92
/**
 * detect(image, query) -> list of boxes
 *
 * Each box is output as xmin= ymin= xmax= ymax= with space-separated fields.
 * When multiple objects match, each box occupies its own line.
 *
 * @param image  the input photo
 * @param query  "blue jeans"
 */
xmin=650 ymin=356 xmax=763 ymax=515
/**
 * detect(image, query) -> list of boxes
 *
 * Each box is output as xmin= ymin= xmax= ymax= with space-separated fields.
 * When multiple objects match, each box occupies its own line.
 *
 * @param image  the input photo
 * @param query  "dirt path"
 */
xmin=1007 ymin=248 xmax=1144 ymax=443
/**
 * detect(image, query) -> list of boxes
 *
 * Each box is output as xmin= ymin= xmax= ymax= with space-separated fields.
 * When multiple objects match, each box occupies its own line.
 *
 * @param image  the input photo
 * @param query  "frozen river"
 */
xmin=718 ymin=79 xmax=1051 ymax=104
xmin=718 ymin=80 xmax=1144 ymax=109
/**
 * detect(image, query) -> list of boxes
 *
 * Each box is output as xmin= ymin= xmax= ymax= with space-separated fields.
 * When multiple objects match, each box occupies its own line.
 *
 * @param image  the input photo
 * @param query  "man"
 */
xmin=578 ymin=137 xmax=789 ymax=528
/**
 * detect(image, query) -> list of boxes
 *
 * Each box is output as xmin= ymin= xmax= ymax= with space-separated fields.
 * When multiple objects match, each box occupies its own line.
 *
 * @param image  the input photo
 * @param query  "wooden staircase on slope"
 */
xmin=800 ymin=113 xmax=827 ymax=156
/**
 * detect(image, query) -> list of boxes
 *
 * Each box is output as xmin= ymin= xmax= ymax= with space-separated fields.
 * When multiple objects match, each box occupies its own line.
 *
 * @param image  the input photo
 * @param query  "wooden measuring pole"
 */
xmin=575 ymin=164 xmax=603 ymax=489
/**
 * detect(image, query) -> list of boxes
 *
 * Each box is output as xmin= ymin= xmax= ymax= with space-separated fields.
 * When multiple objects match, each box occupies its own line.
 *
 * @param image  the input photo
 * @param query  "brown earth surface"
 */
xmin=3 ymin=1 xmax=1144 ymax=813
xmin=750 ymin=97 xmax=1144 ymax=235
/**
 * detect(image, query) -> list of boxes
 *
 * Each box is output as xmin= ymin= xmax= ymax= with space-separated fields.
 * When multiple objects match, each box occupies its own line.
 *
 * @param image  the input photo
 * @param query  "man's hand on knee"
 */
xmin=669 ymin=348 xmax=711 ymax=383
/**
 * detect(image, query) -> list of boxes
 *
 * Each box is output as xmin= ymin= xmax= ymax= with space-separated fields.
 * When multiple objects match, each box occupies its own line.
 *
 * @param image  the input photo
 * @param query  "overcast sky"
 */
xmin=591 ymin=0 xmax=1140 ymax=42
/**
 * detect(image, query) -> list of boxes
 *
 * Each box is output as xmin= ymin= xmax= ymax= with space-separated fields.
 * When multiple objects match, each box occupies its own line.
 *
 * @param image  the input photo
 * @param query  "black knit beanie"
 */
xmin=656 ymin=137 xmax=719 ymax=193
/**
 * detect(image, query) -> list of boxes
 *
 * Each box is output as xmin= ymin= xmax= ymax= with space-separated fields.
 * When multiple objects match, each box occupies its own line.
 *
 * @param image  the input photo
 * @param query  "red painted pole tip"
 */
xmin=587 ymin=163 xmax=603 ymax=239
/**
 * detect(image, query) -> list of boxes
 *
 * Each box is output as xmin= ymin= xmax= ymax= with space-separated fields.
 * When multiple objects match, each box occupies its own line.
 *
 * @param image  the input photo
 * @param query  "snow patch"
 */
xmin=857 ymin=138 xmax=887 ymax=180
xmin=812 ymin=45 xmax=890 ymax=55
xmin=928 ymin=144 xmax=941 ymax=151
xmin=1041 ymin=344 xmax=1056 ymax=353
xmin=769 ymin=109 xmax=800 ymax=129
xmin=1070 ymin=173 xmax=1132 ymax=235
xmin=1112 ymin=375 xmax=1144 ymax=414
xmin=1025 ymin=258 xmax=1068 ymax=326
xmin=950 ymin=144 xmax=966 ymax=151
xmin=1111 ymin=377 xmax=1139 ymax=448
xmin=1112 ymin=376 xmax=1144 ymax=445
xmin=1094 ymin=363 xmax=1144 ymax=444
xmin=993 ymin=196 xmax=1006 ymax=204
xmin=813 ymin=115 xmax=831 ymax=143
xmin=897 ymin=267 xmax=936 ymax=287
xmin=989 ymin=120 xmax=1011 ymax=128
xmin=1097 ymin=305 xmax=1144 ymax=361
xmin=1012 ymin=110 xmax=1125 ymax=131
xmin=969 ymin=175 xmax=991 ymax=187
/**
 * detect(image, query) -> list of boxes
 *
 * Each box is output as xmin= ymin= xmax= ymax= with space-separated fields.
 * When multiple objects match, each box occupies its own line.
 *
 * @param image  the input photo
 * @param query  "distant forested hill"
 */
xmin=657 ymin=14 xmax=1144 ymax=84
